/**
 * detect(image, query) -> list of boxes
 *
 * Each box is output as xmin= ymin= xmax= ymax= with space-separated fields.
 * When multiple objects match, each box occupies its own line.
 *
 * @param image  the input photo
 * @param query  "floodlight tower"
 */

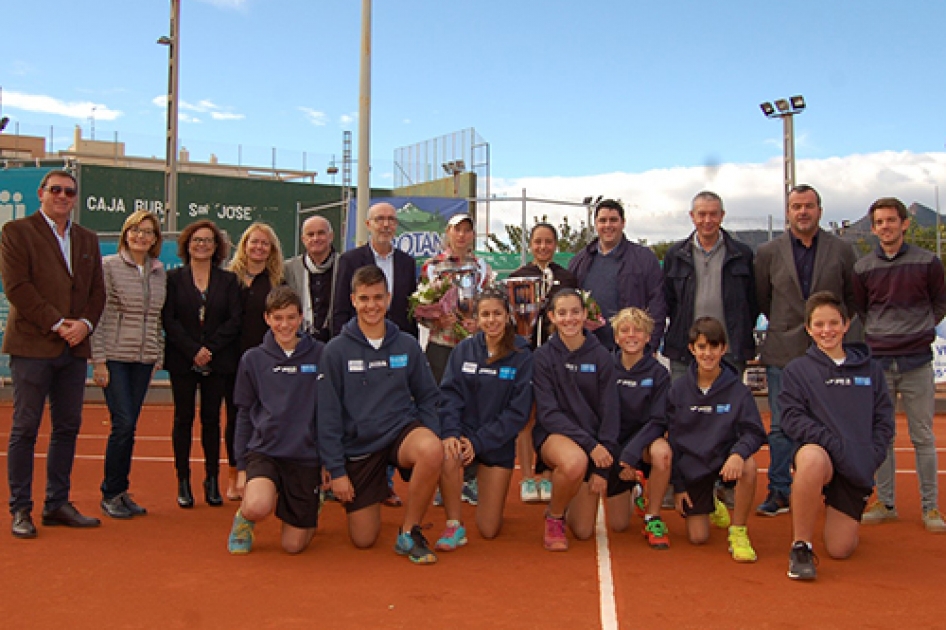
xmin=760 ymin=95 xmax=806 ymax=213
xmin=158 ymin=0 xmax=181 ymax=232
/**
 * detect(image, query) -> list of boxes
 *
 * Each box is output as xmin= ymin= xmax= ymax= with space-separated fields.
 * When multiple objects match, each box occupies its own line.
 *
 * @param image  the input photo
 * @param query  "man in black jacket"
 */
xmin=663 ymin=191 xmax=758 ymax=380
xmin=332 ymin=202 xmax=418 ymax=338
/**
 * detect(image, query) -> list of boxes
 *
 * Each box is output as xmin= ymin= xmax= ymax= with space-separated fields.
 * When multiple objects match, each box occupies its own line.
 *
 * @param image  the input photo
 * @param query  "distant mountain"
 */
xmin=839 ymin=202 xmax=943 ymax=245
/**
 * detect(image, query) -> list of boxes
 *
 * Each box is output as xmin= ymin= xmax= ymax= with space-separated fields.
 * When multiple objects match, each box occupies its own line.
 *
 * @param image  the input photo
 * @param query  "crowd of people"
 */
xmin=3 ymin=170 xmax=944 ymax=583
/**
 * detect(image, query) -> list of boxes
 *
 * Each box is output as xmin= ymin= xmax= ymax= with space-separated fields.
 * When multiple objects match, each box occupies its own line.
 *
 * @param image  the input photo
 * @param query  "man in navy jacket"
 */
xmin=332 ymin=202 xmax=418 ymax=338
xmin=568 ymin=199 xmax=666 ymax=351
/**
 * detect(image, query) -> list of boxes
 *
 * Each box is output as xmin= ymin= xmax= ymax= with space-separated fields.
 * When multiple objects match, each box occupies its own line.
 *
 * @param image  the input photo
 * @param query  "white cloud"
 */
xmin=2 ymin=89 xmax=121 ymax=121
xmin=340 ymin=112 xmax=358 ymax=126
xmin=299 ymin=107 xmax=327 ymax=126
xmin=153 ymin=95 xmax=242 ymax=122
xmin=486 ymin=151 xmax=946 ymax=245
xmin=195 ymin=0 xmax=249 ymax=10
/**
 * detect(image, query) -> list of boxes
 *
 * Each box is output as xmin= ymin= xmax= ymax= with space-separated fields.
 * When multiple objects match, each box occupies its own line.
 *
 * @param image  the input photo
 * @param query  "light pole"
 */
xmin=158 ymin=0 xmax=181 ymax=232
xmin=355 ymin=0 xmax=371 ymax=246
xmin=760 ymin=95 xmax=805 ymax=214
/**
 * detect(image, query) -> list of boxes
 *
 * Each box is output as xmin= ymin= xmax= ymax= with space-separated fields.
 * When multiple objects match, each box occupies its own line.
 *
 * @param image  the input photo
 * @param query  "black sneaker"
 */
xmin=101 ymin=495 xmax=133 ymax=519
xmin=394 ymin=525 xmax=437 ymax=564
xmin=787 ymin=541 xmax=818 ymax=581
xmin=120 ymin=492 xmax=148 ymax=516
xmin=757 ymin=491 xmax=790 ymax=516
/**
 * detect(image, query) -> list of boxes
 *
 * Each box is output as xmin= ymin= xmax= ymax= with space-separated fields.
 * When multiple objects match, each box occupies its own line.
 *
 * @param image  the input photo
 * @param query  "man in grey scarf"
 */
xmin=284 ymin=215 xmax=338 ymax=342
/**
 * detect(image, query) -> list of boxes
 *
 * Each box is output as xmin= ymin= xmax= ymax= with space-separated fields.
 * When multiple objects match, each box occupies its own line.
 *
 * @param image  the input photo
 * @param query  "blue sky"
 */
xmin=3 ymin=0 xmax=946 ymax=242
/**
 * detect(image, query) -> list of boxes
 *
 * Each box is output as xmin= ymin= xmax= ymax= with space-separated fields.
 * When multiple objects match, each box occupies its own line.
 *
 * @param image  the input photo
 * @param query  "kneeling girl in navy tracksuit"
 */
xmin=533 ymin=289 xmax=620 ymax=551
xmin=780 ymin=291 xmax=894 ymax=581
xmin=668 ymin=317 xmax=766 ymax=563
xmin=435 ymin=287 xmax=534 ymax=551
xmin=608 ymin=307 xmax=672 ymax=550
xmin=227 ymin=286 xmax=325 ymax=555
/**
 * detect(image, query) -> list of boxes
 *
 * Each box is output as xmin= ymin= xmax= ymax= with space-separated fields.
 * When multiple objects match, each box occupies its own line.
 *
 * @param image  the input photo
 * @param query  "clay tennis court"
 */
xmin=2 ymin=400 xmax=945 ymax=629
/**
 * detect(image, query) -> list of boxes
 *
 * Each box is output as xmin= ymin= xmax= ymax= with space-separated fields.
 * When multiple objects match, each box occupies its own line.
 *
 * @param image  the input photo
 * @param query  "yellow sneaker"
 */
xmin=710 ymin=496 xmax=730 ymax=529
xmin=923 ymin=508 xmax=946 ymax=533
xmin=728 ymin=525 xmax=757 ymax=563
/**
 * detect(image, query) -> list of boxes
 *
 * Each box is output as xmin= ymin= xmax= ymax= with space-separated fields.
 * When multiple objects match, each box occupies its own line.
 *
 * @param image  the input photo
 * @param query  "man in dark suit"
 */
xmin=754 ymin=184 xmax=858 ymax=517
xmin=332 ymin=202 xmax=418 ymax=338
xmin=1 ymin=169 xmax=106 ymax=538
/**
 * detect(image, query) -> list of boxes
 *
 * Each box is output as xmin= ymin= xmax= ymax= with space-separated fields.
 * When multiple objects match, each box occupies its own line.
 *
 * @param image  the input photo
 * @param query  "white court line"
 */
xmin=596 ymin=501 xmax=618 ymax=630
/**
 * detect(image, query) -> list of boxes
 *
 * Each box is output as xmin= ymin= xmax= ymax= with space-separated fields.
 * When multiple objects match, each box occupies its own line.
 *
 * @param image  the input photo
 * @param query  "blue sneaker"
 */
xmin=227 ymin=510 xmax=255 ymax=555
xmin=395 ymin=525 xmax=438 ymax=564
xmin=539 ymin=478 xmax=553 ymax=502
xmin=462 ymin=479 xmax=478 ymax=506
xmin=757 ymin=491 xmax=790 ymax=517
xmin=434 ymin=520 xmax=468 ymax=551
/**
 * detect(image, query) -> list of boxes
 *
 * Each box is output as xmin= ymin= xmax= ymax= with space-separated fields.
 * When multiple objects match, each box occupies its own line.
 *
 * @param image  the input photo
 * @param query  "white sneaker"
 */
xmin=538 ymin=478 xmax=553 ymax=502
xmin=923 ymin=508 xmax=946 ymax=533
xmin=520 ymin=478 xmax=540 ymax=503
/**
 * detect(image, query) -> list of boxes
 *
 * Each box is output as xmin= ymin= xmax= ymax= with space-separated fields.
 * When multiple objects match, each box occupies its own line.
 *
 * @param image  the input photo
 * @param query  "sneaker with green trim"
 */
xmin=710 ymin=496 xmax=731 ymax=529
xmin=395 ymin=525 xmax=438 ymax=564
xmin=434 ymin=520 xmax=468 ymax=551
xmin=227 ymin=510 xmax=255 ymax=555
xmin=632 ymin=481 xmax=647 ymax=518
xmin=642 ymin=516 xmax=670 ymax=550
xmin=728 ymin=525 xmax=757 ymax=563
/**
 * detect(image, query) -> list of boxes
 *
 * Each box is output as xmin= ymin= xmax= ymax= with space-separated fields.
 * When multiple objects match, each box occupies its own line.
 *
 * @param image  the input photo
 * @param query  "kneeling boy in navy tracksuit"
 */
xmin=609 ymin=307 xmax=672 ymax=550
xmin=668 ymin=317 xmax=766 ymax=563
xmin=780 ymin=290 xmax=894 ymax=581
xmin=318 ymin=265 xmax=444 ymax=564
xmin=227 ymin=286 xmax=325 ymax=555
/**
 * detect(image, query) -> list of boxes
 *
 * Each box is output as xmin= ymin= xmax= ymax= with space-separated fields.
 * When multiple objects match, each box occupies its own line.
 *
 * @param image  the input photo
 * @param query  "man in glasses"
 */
xmin=332 ymin=202 xmax=418 ymax=339
xmin=0 ymin=169 xmax=106 ymax=538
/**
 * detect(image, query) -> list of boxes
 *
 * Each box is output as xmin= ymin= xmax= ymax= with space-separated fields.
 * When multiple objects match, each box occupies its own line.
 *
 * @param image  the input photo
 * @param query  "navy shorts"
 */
xmin=245 ymin=452 xmax=322 ymax=529
xmin=343 ymin=421 xmax=423 ymax=513
xmin=824 ymin=472 xmax=872 ymax=521
xmin=606 ymin=462 xmax=652 ymax=498
xmin=680 ymin=474 xmax=718 ymax=517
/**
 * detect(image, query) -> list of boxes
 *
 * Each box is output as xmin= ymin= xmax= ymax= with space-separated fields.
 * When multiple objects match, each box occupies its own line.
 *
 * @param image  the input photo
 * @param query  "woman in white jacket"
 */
xmin=92 ymin=210 xmax=167 ymax=519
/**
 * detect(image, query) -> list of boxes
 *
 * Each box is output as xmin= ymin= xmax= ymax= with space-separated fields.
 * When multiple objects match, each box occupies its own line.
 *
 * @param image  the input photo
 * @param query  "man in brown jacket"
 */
xmin=1 ymin=169 xmax=106 ymax=538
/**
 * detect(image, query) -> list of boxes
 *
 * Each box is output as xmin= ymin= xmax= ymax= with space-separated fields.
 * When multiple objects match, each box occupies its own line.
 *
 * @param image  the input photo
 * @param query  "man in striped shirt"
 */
xmin=853 ymin=197 xmax=946 ymax=533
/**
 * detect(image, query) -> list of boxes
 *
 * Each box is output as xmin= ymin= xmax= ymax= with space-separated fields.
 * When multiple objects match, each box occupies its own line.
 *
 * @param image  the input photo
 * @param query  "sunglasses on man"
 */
xmin=44 ymin=185 xmax=78 ymax=198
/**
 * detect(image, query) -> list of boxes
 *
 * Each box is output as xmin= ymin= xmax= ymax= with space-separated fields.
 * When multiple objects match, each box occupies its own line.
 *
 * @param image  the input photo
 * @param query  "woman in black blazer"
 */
xmin=163 ymin=220 xmax=242 ymax=508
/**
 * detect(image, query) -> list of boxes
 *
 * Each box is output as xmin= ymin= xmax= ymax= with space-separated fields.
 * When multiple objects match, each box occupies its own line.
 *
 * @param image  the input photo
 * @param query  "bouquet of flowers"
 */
xmin=409 ymin=276 xmax=470 ymax=340
xmin=580 ymin=289 xmax=607 ymax=331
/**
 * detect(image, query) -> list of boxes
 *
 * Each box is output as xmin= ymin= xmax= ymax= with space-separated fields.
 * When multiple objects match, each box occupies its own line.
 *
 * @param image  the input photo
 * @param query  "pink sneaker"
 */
xmin=544 ymin=513 xmax=568 ymax=551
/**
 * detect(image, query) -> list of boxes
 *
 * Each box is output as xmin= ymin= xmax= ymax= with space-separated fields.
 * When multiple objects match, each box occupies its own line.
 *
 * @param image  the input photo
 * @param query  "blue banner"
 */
xmin=346 ymin=196 xmax=469 ymax=258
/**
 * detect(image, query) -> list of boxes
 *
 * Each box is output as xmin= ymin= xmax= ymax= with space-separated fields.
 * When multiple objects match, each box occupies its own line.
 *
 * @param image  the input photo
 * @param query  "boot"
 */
xmin=204 ymin=477 xmax=223 ymax=507
xmin=177 ymin=479 xmax=194 ymax=509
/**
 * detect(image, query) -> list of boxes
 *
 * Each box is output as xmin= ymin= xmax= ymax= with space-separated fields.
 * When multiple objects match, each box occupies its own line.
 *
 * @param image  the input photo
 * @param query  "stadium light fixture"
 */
xmin=760 ymin=94 xmax=806 ymax=213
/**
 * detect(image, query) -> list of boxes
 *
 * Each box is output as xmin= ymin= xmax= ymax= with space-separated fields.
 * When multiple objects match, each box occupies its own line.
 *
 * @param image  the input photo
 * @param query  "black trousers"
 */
xmin=169 ymin=370 xmax=226 ymax=480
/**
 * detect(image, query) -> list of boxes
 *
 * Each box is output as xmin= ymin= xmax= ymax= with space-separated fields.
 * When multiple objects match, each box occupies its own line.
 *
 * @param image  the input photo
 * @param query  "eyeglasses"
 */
xmin=45 ymin=185 xmax=78 ymax=198
xmin=191 ymin=237 xmax=215 ymax=246
xmin=130 ymin=227 xmax=156 ymax=237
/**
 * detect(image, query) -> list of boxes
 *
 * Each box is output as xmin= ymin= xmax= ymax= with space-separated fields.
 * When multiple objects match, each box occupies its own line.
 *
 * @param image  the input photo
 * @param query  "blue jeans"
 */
xmin=875 ymin=361 xmax=938 ymax=512
xmin=766 ymin=366 xmax=795 ymax=496
xmin=8 ymin=350 xmax=87 ymax=513
xmin=101 ymin=361 xmax=155 ymax=499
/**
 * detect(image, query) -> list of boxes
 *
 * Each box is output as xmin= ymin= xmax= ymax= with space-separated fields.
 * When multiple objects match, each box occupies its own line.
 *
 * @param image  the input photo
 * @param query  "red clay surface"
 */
xmin=1 ymin=401 xmax=945 ymax=629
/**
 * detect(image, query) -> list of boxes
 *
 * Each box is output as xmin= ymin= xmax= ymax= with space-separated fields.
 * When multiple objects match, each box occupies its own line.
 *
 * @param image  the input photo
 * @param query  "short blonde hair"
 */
xmin=610 ymin=307 xmax=654 ymax=336
xmin=119 ymin=210 xmax=163 ymax=258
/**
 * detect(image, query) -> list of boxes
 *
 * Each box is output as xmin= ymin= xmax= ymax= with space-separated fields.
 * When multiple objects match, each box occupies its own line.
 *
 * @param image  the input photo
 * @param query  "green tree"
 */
xmin=485 ymin=214 xmax=593 ymax=254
